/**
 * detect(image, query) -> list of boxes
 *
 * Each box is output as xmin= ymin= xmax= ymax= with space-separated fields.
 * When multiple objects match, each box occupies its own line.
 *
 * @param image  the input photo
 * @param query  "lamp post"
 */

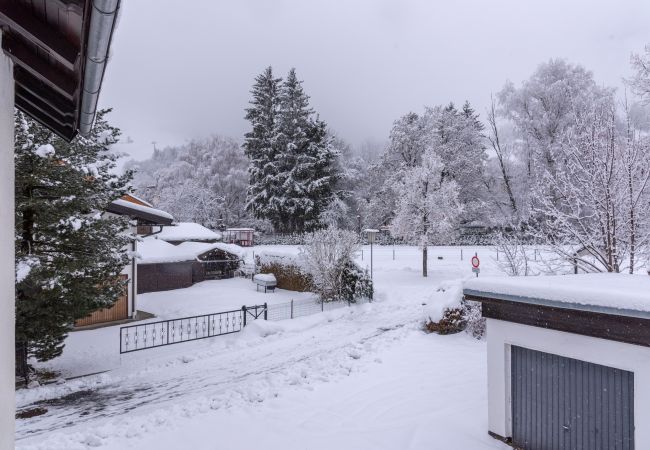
xmin=364 ymin=228 xmax=379 ymax=284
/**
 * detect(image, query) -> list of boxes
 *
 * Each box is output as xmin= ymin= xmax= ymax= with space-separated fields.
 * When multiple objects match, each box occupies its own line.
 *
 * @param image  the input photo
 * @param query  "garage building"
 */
xmin=464 ymin=273 xmax=650 ymax=450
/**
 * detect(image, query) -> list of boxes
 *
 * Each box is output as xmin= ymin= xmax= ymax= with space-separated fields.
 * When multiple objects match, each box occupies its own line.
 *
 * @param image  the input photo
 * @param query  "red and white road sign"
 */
xmin=471 ymin=255 xmax=480 ymax=269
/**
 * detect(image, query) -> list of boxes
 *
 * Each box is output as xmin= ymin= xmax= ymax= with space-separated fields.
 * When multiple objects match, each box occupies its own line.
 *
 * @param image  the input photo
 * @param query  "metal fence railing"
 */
xmin=120 ymin=298 xmax=370 ymax=353
xmin=120 ymin=305 xmax=264 ymax=353
xmin=266 ymin=296 xmax=371 ymax=321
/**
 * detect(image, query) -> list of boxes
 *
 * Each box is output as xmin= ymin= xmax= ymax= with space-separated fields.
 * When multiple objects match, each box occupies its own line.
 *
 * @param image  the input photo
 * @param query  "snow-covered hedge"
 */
xmin=255 ymin=251 xmax=312 ymax=292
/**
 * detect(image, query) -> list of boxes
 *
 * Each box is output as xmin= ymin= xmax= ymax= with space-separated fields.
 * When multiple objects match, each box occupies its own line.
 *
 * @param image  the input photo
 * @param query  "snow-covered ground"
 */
xmin=17 ymin=245 xmax=521 ymax=450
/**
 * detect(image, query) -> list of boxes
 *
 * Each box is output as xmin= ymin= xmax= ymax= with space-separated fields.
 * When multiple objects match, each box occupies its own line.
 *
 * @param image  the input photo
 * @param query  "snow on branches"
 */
xmin=244 ymin=67 xmax=338 ymax=233
xmin=390 ymin=150 xmax=463 ymax=277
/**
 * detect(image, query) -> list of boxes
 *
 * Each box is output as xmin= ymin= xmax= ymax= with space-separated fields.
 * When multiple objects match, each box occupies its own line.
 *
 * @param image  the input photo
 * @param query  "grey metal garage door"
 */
xmin=511 ymin=345 xmax=634 ymax=450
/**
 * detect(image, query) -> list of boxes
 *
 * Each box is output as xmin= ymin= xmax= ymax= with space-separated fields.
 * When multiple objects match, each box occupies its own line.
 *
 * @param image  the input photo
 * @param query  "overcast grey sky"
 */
xmin=100 ymin=0 xmax=650 ymax=161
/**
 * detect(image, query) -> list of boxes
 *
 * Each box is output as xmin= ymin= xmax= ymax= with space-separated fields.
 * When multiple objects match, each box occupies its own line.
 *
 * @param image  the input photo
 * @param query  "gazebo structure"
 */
xmin=0 ymin=1 xmax=121 ymax=447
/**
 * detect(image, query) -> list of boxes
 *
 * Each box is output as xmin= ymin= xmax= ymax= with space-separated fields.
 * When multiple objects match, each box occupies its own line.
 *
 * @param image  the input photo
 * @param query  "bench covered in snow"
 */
xmin=253 ymin=273 xmax=277 ymax=293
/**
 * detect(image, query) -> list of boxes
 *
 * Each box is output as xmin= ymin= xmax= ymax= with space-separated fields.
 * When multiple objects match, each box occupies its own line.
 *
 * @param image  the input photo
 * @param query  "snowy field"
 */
xmin=17 ymin=245 xmax=522 ymax=450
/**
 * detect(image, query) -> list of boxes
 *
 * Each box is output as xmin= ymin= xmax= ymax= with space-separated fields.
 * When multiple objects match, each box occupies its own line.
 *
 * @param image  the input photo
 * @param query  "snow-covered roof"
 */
xmin=177 ymin=241 xmax=246 ymax=259
xmin=124 ymin=193 xmax=153 ymax=207
xmin=253 ymin=273 xmax=277 ymax=283
xmin=138 ymin=238 xmax=192 ymax=264
xmin=108 ymin=199 xmax=174 ymax=225
xmin=138 ymin=238 xmax=245 ymax=264
xmin=157 ymin=222 xmax=222 ymax=242
xmin=226 ymin=228 xmax=255 ymax=231
xmin=464 ymin=273 xmax=650 ymax=317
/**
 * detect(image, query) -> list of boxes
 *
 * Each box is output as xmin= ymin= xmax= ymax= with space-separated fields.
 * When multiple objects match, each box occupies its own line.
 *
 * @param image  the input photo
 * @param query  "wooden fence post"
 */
xmin=242 ymin=305 xmax=247 ymax=327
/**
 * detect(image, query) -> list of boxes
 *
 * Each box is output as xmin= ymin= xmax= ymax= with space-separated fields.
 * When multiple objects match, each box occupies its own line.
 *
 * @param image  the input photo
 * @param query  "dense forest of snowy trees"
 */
xmin=127 ymin=48 xmax=650 ymax=273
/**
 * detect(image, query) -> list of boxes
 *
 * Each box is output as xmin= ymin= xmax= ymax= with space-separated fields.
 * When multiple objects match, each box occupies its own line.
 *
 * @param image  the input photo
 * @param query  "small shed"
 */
xmin=225 ymin=228 xmax=255 ymax=247
xmin=464 ymin=274 xmax=650 ymax=450
xmin=137 ymin=238 xmax=243 ymax=293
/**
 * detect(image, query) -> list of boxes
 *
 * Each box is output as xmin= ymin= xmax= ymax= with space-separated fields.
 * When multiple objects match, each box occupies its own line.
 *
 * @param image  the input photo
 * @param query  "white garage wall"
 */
xmin=486 ymin=318 xmax=650 ymax=446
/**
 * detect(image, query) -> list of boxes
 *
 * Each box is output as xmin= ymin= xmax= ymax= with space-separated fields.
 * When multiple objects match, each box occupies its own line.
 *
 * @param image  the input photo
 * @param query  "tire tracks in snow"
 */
xmin=16 ymin=302 xmax=417 ymax=443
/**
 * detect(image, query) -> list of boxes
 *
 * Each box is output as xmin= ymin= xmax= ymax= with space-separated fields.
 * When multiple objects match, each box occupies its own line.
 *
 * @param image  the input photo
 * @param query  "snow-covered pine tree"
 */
xmin=276 ymin=68 xmax=312 ymax=232
xmin=275 ymin=68 xmax=337 ymax=232
xmin=303 ymin=116 xmax=337 ymax=230
xmin=243 ymin=66 xmax=283 ymax=229
xmin=14 ymin=110 xmax=132 ymax=377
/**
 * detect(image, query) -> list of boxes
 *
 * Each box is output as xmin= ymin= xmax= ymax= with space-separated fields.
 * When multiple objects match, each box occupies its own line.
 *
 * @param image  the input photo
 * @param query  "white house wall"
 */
xmin=486 ymin=318 xmax=650 ymax=447
xmin=0 ymin=33 xmax=15 ymax=450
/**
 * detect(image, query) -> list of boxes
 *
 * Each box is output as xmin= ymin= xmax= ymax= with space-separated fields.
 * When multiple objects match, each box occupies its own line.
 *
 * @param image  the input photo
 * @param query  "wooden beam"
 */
xmin=16 ymin=88 xmax=73 ymax=128
xmin=0 ymin=1 xmax=79 ymax=71
xmin=14 ymin=67 xmax=76 ymax=118
xmin=15 ymin=96 xmax=77 ymax=141
xmin=465 ymin=295 xmax=650 ymax=348
xmin=2 ymin=34 xmax=76 ymax=100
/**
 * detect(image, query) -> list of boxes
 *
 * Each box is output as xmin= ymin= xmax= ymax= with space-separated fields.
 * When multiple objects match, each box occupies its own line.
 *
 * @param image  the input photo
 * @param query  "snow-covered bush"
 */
xmin=462 ymin=300 xmax=485 ymax=339
xmin=423 ymin=281 xmax=485 ymax=338
xmin=339 ymin=259 xmax=373 ymax=303
xmin=301 ymin=228 xmax=371 ymax=302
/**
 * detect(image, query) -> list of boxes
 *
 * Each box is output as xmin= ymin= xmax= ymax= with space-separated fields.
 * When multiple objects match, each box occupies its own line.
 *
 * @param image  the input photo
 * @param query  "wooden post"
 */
xmin=242 ymin=305 xmax=247 ymax=327
xmin=264 ymin=303 xmax=267 ymax=320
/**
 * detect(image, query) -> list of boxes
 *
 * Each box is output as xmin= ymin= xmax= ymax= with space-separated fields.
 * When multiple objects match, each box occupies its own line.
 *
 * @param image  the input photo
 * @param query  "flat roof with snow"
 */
xmin=157 ymin=222 xmax=222 ymax=242
xmin=138 ymin=238 xmax=245 ymax=264
xmin=464 ymin=273 xmax=650 ymax=319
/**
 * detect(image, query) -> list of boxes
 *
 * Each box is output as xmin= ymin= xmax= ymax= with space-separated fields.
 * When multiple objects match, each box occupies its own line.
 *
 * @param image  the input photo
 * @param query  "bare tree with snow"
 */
xmin=391 ymin=150 xmax=462 ymax=277
xmin=630 ymin=44 xmax=650 ymax=104
xmin=529 ymin=95 xmax=650 ymax=273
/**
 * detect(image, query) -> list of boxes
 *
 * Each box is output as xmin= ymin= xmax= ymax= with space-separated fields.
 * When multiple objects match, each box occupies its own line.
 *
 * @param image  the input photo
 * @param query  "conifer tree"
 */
xmin=276 ymin=68 xmax=313 ymax=231
xmin=15 ymin=110 xmax=132 ymax=377
xmin=243 ymin=66 xmax=283 ymax=229
xmin=244 ymin=67 xmax=338 ymax=232
xmin=276 ymin=68 xmax=338 ymax=232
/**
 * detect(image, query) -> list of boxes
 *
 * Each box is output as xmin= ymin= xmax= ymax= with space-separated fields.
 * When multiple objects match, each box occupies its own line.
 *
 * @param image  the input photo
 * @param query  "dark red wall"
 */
xmin=137 ymin=262 xmax=194 ymax=294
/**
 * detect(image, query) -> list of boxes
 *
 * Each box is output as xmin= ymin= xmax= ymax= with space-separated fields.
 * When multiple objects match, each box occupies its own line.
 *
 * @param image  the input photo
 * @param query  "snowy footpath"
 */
xmin=16 ymin=246 xmax=511 ymax=450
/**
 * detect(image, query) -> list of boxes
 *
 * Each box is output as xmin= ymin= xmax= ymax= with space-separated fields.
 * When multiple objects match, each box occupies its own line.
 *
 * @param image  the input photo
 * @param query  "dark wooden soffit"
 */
xmin=0 ymin=0 xmax=88 ymax=141
xmin=465 ymin=294 xmax=650 ymax=348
